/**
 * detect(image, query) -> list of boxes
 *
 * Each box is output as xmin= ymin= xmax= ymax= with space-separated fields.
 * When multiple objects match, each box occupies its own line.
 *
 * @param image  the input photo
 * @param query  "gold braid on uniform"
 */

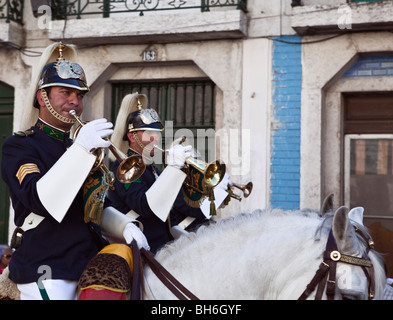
xmin=41 ymin=89 xmax=77 ymax=124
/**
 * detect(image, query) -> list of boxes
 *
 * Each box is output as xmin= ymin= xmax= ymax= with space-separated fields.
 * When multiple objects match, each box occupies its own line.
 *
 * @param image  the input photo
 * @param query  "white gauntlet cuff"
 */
xmin=36 ymin=143 xmax=96 ymax=223
xmin=145 ymin=166 xmax=186 ymax=222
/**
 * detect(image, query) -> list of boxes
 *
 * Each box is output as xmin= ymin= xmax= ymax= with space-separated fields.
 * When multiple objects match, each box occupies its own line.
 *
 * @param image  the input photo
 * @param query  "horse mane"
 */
xmin=156 ymin=208 xmax=325 ymax=260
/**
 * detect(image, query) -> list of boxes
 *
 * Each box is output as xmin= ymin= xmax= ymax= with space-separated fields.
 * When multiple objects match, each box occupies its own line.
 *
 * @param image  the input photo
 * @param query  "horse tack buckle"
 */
xmin=330 ymin=250 xmax=341 ymax=261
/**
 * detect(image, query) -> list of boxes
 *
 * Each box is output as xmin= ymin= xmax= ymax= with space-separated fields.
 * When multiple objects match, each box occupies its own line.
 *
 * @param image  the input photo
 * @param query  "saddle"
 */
xmin=77 ymin=243 xmax=135 ymax=300
xmin=77 ymin=241 xmax=198 ymax=300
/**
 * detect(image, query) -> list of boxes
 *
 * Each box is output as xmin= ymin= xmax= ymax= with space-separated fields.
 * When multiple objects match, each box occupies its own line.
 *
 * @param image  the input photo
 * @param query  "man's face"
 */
xmin=37 ymin=86 xmax=86 ymax=130
xmin=129 ymin=130 xmax=161 ymax=158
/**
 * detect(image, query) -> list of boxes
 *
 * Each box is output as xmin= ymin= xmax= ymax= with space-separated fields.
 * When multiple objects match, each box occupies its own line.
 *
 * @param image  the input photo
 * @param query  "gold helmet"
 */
xmin=127 ymin=100 xmax=164 ymax=133
xmin=110 ymin=93 xmax=163 ymax=160
xmin=20 ymin=42 xmax=87 ymax=131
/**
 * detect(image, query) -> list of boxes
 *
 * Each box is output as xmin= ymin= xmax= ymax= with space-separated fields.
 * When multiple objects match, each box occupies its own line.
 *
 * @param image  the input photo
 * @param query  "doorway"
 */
xmin=343 ymin=92 xmax=393 ymax=276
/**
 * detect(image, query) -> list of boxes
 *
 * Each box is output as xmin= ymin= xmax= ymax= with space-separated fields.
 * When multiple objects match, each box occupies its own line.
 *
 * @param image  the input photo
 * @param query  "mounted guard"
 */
xmin=0 ymin=42 xmax=148 ymax=300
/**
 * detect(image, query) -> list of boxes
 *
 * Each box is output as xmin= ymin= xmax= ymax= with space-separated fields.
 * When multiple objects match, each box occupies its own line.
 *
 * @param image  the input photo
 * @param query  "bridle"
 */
xmin=298 ymin=226 xmax=376 ymax=300
xmin=129 ymin=241 xmax=199 ymax=300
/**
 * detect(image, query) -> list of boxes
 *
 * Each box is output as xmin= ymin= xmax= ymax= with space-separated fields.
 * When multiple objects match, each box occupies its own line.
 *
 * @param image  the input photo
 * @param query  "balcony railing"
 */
xmin=0 ymin=0 xmax=23 ymax=24
xmin=351 ymin=0 xmax=393 ymax=2
xmin=51 ymin=0 xmax=247 ymax=19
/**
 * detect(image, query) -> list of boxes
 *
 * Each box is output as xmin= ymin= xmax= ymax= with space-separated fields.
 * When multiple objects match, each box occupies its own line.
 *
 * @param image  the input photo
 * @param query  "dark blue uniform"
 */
xmin=1 ymin=120 xmax=105 ymax=284
xmin=107 ymin=149 xmax=208 ymax=253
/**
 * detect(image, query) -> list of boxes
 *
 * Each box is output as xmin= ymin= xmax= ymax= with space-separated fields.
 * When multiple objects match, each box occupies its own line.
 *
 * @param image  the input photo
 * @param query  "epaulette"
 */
xmin=13 ymin=129 xmax=35 ymax=137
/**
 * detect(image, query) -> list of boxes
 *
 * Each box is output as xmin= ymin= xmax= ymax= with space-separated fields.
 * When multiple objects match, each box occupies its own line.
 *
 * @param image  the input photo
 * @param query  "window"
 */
xmin=344 ymin=134 xmax=393 ymax=217
xmin=111 ymin=79 xmax=216 ymax=164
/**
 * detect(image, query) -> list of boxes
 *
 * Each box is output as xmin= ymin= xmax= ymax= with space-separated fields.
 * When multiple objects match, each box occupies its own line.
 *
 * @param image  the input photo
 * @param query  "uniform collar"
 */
xmin=127 ymin=148 xmax=140 ymax=157
xmin=35 ymin=118 xmax=71 ymax=141
xmin=127 ymin=148 xmax=157 ymax=172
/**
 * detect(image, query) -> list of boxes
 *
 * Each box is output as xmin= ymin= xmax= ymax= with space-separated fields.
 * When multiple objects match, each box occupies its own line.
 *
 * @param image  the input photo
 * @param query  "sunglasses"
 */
xmin=2 ymin=254 xmax=12 ymax=259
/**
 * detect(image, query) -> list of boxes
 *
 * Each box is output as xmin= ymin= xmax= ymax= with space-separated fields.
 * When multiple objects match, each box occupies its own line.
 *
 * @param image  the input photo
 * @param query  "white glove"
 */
xmin=167 ymin=144 xmax=192 ymax=169
xmin=123 ymin=222 xmax=150 ymax=250
xmin=74 ymin=118 xmax=113 ymax=153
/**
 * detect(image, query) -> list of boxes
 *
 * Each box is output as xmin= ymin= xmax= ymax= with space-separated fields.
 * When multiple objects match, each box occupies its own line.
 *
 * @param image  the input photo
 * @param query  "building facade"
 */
xmin=1 ymin=0 xmax=393 ymax=275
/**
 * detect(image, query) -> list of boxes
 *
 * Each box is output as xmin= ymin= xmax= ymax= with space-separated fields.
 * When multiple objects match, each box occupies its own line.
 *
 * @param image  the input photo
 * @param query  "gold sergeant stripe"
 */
xmin=16 ymin=163 xmax=40 ymax=185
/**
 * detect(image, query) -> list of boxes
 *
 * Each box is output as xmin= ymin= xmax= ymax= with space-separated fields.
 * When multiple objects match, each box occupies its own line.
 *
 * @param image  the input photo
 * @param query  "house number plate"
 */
xmin=142 ymin=49 xmax=157 ymax=61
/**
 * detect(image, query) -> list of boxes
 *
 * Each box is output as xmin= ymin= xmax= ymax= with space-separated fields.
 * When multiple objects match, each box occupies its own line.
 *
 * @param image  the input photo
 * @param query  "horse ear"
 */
xmin=332 ymin=206 xmax=350 ymax=247
xmin=320 ymin=194 xmax=334 ymax=216
xmin=348 ymin=207 xmax=364 ymax=226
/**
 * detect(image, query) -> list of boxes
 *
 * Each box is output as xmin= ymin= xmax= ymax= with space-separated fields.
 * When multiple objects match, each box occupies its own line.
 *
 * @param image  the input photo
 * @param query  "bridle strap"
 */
xmin=362 ymin=265 xmax=375 ymax=299
xmin=299 ymin=231 xmax=337 ymax=300
xmin=299 ymin=261 xmax=330 ymax=300
xmin=315 ymin=266 xmax=329 ymax=300
xmin=140 ymin=248 xmax=199 ymax=300
xmin=130 ymin=240 xmax=144 ymax=300
xmin=326 ymin=258 xmax=337 ymax=300
xmin=299 ymin=230 xmax=374 ymax=300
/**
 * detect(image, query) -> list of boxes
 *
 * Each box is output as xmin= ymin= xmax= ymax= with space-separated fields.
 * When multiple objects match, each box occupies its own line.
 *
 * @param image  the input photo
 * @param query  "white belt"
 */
xmin=126 ymin=209 xmax=194 ymax=231
xmin=126 ymin=210 xmax=144 ymax=232
xmin=126 ymin=210 xmax=140 ymax=220
xmin=20 ymin=212 xmax=45 ymax=231
xmin=178 ymin=217 xmax=195 ymax=230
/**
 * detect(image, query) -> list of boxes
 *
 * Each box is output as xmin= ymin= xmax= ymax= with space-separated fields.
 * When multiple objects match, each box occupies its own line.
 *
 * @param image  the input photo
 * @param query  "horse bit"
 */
xmin=299 ymin=226 xmax=376 ymax=300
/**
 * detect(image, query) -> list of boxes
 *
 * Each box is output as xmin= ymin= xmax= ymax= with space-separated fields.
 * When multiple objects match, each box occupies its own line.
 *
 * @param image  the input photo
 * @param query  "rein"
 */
xmin=141 ymin=248 xmax=199 ymax=300
xmin=129 ymin=241 xmax=199 ymax=300
xmin=298 ymin=229 xmax=375 ymax=300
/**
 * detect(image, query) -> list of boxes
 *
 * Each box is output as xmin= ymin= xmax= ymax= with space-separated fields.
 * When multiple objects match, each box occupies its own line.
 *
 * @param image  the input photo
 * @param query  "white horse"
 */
xmin=143 ymin=205 xmax=386 ymax=300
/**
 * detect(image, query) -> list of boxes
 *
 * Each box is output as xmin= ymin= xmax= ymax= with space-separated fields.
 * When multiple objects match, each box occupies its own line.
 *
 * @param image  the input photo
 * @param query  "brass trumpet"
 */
xmin=227 ymin=181 xmax=253 ymax=201
xmin=69 ymin=110 xmax=145 ymax=183
xmin=154 ymin=137 xmax=226 ymax=190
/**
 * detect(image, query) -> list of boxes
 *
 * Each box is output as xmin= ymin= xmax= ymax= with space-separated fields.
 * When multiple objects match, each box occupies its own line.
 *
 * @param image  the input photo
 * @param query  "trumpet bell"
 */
xmin=228 ymin=181 xmax=253 ymax=201
xmin=117 ymin=155 xmax=146 ymax=184
xmin=204 ymin=161 xmax=226 ymax=188
xmin=185 ymin=157 xmax=226 ymax=188
xmin=242 ymin=182 xmax=253 ymax=198
xmin=70 ymin=110 xmax=146 ymax=184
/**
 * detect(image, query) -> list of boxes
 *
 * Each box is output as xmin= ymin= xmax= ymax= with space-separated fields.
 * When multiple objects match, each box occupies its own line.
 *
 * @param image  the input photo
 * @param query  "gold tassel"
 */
xmin=83 ymin=172 xmax=111 ymax=224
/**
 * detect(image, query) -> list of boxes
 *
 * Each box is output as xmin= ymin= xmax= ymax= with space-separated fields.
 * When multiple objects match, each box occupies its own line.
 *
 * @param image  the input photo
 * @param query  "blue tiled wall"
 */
xmin=270 ymin=36 xmax=302 ymax=210
xmin=344 ymin=55 xmax=393 ymax=77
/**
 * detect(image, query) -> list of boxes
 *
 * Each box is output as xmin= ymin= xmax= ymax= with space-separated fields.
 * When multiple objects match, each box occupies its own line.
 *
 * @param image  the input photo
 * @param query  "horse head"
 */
xmin=332 ymin=206 xmax=386 ymax=300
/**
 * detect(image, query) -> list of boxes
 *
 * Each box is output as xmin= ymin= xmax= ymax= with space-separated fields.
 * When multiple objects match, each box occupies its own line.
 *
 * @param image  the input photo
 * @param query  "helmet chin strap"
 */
xmin=41 ymin=89 xmax=76 ymax=124
xmin=133 ymin=132 xmax=146 ymax=150
xmin=132 ymin=132 xmax=154 ymax=164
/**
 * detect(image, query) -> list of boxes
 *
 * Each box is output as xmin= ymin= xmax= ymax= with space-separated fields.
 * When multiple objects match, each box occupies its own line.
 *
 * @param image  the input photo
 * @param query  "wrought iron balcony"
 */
xmin=292 ymin=0 xmax=393 ymax=36
xmin=351 ymin=0 xmax=393 ymax=2
xmin=51 ymin=0 xmax=247 ymax=19
xmin=0 ymin=0 xmax=23 ymax=24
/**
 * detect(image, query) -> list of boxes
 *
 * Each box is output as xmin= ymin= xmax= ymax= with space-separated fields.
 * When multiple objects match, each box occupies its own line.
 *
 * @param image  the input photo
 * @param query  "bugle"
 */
xmin=69 ymin=110 xmax=146 ymax=183
xmin=227 ymin=181 xmax=253 ymax=201
xmin=154 ymin=137 xmax=226 ymax=190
